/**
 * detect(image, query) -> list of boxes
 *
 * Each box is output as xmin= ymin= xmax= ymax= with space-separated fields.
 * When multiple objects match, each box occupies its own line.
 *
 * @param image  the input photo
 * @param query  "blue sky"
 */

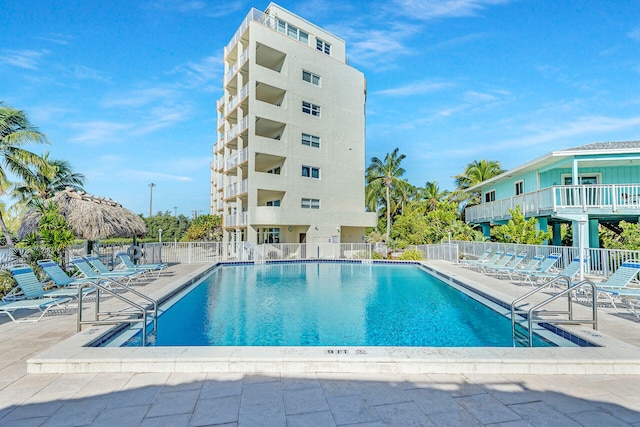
xmin=2 ymin=0 xmax=640 ymax=217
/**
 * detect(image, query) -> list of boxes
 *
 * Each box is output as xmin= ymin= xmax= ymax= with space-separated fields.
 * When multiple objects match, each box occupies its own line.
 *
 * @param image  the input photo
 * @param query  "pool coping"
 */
xmin=27 ymin=261 xmax=640 ymax=375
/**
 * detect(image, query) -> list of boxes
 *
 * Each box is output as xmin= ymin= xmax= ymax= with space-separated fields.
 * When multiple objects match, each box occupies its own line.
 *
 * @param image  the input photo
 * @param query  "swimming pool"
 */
xmin=104 ymin=262 xmax=556 ymax=348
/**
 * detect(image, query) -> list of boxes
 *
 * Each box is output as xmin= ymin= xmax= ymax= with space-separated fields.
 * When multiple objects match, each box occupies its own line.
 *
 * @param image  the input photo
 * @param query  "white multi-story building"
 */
xmin=212 ymin=3 xmax=377 ymax=245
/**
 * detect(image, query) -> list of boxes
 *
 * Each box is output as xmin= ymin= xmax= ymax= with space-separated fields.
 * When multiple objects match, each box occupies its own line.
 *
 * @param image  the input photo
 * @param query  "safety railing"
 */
xmin=77 ymin=277 xmax=157 ymax=345
xmin=511 ymin=276 xmax=597 ymax=346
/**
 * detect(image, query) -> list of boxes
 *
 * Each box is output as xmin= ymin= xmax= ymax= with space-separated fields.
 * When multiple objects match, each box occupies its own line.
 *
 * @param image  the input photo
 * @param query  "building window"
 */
xmin=301 ymin=198 xmax=320 ymax=209
xmin=302 ymin=70 xmax=320 ymax=86
xmin=316 ymin=38 xmax=331 ymax=55
xmin=301 ymin=133 xmax=320 ymax=148
xmin=267 ymin=166 xmax=281 ymax=174
xmin=302 ymin=165 xmax=320 ymax=179
xmin=302 ymin=101 xmax=320 ymax=117
xmin=563 ymin=175 xmax=599 ymax=185
xmin=515 ymin=180 xmax=524 ymax=196
xmin=484 ymin=190 xmax=495 ymax=203
xmin=266 ymin=200 xmax=281 ymax=207
xmin=277 ymin=19 xmax=309 ymax=44
xmin=259 ymin=227 xmax=280 ymax=243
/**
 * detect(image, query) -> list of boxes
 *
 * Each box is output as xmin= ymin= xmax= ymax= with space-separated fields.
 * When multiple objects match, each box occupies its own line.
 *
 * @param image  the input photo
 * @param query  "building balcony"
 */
xmin=224 ymin=83 xmax=249 ymax=117
xmin=226 ymin=116 xmax=249 ymax=143
xmin=224 ymin=212 xmax=248 ymax=228
xmin=224 ymin=48 xmax=249 ymax=84
xmin=465 ymin=184 xmax=640 ymax=223
xmin=225 ymin=147 xmax=249 ymax=171
xmin=224 ymin=178 xmax=249 ymax=199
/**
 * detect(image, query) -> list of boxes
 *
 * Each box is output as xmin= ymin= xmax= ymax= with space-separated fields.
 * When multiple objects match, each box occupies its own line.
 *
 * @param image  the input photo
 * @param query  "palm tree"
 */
xmin=418 ymin=181 xmax=450 ymax=212
xmin=453 ymin=159 xmax=503 ymax=208
xmin=12 ymin=151 xmax=86 ymax=206
xmin=0 ymin=103 xmax=49 ymax=246
xmin=366 ymin=147 xmax=408 ymax=243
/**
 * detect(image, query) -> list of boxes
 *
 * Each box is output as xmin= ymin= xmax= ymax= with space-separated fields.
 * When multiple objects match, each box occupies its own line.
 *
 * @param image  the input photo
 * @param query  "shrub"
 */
xmin=399 ymin=248 xmax=424 ymax=260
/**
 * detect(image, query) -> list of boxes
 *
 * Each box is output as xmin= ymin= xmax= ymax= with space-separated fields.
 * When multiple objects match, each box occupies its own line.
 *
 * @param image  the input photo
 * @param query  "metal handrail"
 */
xmin=77 ymin=278 xmax=157 ymax=345
xmin=510 ymin=276 xmax=598 ymax=346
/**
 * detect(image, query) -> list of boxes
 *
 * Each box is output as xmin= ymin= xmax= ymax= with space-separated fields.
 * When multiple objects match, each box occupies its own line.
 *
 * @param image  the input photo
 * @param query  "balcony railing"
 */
xmin=225 ymin=147 xmax=249 ymax=170
xmin=226 ymin=116 xmax=249 ymax=143
xmin=224 ymin=211 xmax=248 ymax=227
xmin=224 ymin=178 xmax=248 ymax=199
xmin=224 ymin=48 xmax=249 ymax=84
xmin=225 ymin=83 xmax=249 ymax=116
xmin=466 ymin=184 xmax=640 ymax=223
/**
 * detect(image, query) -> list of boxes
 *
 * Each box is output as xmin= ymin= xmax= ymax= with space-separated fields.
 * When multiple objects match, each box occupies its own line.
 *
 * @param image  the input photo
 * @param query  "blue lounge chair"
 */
xmin=7 ymin=264 xmax=92 ymax=301
xmin=0 ymin=298 xmax=69 ymax=323
xmin=116 ymin=252 xmax=167 ymax=277
xmin=464 ymin=250 xmax=502 ymax=269
xmin=37 ymin=260 xmax=99 ymax=288
xmin=71 ymin=257 xmax=140 ymax=285
xmin=86 ymin=256 xmax=143 ymax=277
xmin=479 ymin=252 xmax=515 ymax=273
xmin=517 ymin=253 xmax=564 ymax=284
xmin=594 ymin=262 xmax=640 ymax=311
xmin=494 ymin=255 xmax=544 ymax=280
xmin=460 ymin=249 xmax=492 ymax=266
xmin=485 ymin=252 xmax=528 ymax=276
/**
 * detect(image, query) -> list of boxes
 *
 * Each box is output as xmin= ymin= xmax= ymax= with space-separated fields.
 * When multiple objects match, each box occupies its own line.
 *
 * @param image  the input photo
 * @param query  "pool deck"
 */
xmin=1 ymin=261 xmax=640 ymax=425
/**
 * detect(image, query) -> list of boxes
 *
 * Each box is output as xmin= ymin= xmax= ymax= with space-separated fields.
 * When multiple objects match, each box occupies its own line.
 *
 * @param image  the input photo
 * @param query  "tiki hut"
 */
xmin=18 ymin=188 xmax=147 ymax=240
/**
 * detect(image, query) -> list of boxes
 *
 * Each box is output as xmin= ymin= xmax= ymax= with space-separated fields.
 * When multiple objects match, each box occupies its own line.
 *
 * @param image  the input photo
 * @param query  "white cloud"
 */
xmin=103 ymin=87 xmax=178 ymax=108
xmin=391 ymin=0 xmax=513 ymax=20
xmin=35 ymin=33 xmax=73 ymax=45
xmin=0 ymin=49 xmax=48 ymax=69
xmin=68 ymin=121 xmax=132 ymax=144
xmin=628 ymin=27 xmax=640 ymax=41
xmin=374 ymin=80 xmax=455 ymax=96
xmin=172 ymin=55 xmax=221 ymax=89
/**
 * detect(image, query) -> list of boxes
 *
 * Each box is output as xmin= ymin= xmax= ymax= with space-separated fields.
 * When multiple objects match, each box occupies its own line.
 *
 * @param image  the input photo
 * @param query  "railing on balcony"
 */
xmin=466 ymin=184 xmax=640 ymax=223
xmin=224 ymin=48 xmax=249 ymax=84
xmin=214 ymin=138 xmax=224 ymax=154
xmin=226 ymin=116 xmax=249 ymax=142
xmin=216 ymin=95 xmax=224 ymax=111
xmin=225 ymin=147 xmax=249 ymax=170
xmin=224 ymin=212 xmax=248 ymax=227
xmin=224 ymin=178 xmax=248 ymax=199
xmin=225 ymin=83 xmax=249 ymax=117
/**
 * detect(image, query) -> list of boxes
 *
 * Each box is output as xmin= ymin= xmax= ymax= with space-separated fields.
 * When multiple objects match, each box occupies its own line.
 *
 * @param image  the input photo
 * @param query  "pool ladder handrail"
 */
xmin=510 ymin=276 xmax=598 ymax=347
xmin=77 ymin=277 xmax=158 ymax=345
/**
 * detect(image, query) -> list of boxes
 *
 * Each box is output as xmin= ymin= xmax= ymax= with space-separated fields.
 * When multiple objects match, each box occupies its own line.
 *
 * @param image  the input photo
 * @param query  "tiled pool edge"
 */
xmin=27 ymin=260 xmax=640 ymax=375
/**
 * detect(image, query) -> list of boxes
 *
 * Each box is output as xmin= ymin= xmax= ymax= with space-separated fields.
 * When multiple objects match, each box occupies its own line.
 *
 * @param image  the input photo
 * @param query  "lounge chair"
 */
xmin=460 ymin=249 xmax=492 ymax=266
xmin=37 ymin=260 xmax=99 ymax=288
xmin=71 ymin=257 xmax=141 ymax=285
xmin=516 ymin=253 xmax=564 ymax=284
xmin=494 ymin=254 xmax=544 ymax=280
xmin=0 ymin=297 xmax=70 ymax=323
xmin=116 ymin=252 xmax=167 ymax=277
xmin=479 ymin=252 xmax=515 ymax=273
xmin=594 ymin=262 xmax=640 ymax=311
xmin=484 ymin=252 xmax=528 ymax=276
xmin=6 ymin=264 xmax=93 ymax=301
xmin=464 ymin=250 xmax=502 ymax=270
xmin=86 ymin=256 xmax=143 ymax=277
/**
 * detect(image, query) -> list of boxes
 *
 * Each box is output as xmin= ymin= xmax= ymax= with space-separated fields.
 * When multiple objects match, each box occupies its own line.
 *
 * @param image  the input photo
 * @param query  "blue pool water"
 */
xmin=114 ymin=262 xmax=553 ymax=347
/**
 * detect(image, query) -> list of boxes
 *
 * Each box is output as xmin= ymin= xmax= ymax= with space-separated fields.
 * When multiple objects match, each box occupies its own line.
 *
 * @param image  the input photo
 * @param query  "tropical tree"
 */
xmin=181 ymin=214 xmax=222 ymax=241
xmin=366 ymin=148 xmax=409 ymax=243
xmin=417 ymin=181 xmax=449 ymax=212
xmin=492 ymin=205 xmax=552 ymax=245
xmin=12 ymin=151 xmax=85 ymax=206
xmin=0 ymin=102 xmax=49 ymax=246
xmin=453 ymin=159 xmax=504 ymax=208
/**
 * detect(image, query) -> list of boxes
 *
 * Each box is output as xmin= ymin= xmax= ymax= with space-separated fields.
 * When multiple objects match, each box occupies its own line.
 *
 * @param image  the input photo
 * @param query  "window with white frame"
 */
xmin=267 ymin=166 xmax=281 ymax=174
xmin=276 ymin=19 xmax=309 ymax=44
xmin=301 ymin=198 xmax=320 ymax=209
xmin=301 ymin=165 xmax=320 ymax=179
xmin=316 ymin=38 xmax=331 ymax=55
xmin=259 ymin=227 xmax=280 ymax=243
xmin=301 ymin=133 xmax=320 ymax=148
xmin=266 ymin=200 xmax=281 ymax=207
xmin=302 ymin=101 xmax=320 ymax=117
xmin=484 ymin=190 xmax=496 ymax=203
xmin=302 ymin=70 xmax=320 ymax=86
xmin=562 ymin=174 xmax=599 ymax=185
xmin=515 ymin=180 xmax=524 ymax=196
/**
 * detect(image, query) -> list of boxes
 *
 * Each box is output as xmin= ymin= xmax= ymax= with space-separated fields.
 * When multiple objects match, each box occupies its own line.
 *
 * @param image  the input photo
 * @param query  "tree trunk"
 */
xmin=385 ymin=184 xmax=391 ymax=244
xmin=0 ymin=211 xmax=14 ymax=247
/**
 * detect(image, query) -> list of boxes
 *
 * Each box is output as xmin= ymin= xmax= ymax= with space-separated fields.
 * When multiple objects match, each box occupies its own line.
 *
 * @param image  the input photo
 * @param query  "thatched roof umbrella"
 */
xmin=18 ymin=188 xmax=147 ymax=240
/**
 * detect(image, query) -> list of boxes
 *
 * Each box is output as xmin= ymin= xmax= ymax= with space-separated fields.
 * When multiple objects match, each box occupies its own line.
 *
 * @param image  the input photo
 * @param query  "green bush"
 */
xmin=399 ymin=248 xmax=424 ymax=260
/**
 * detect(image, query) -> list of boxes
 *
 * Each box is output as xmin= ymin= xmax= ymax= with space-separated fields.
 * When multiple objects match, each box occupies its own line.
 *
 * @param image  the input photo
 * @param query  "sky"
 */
xmin=2 ymin=0 xmax=640 ymax=217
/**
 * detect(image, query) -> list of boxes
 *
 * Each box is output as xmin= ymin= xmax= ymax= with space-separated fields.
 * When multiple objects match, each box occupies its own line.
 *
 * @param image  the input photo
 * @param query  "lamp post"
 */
xmin=158 ymin=228 xmax=163 ymax=263
xmin=148 ymin=183 xmax=156 ymax=217
xmin=173 ymin=206 xmax=178 ymax=217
